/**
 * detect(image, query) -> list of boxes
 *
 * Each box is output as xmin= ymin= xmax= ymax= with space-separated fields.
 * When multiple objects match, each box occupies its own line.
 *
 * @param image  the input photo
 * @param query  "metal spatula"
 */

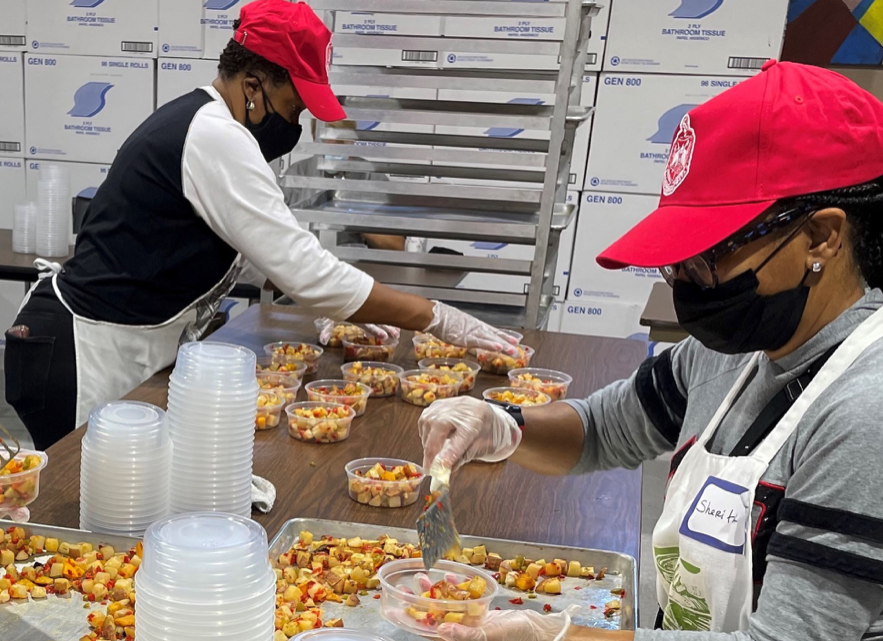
xmin=0 ymin=423 xmax=21 ymax=471
xmin=417 ymin=458 xmax=461 ymax=570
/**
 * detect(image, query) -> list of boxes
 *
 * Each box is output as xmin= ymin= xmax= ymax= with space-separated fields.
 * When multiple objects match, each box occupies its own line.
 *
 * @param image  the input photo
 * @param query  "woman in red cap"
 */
xmin=4 ymin=0 xmax=513 ymax=449
xmin=419 ymin=62 xmax=883 ymax=641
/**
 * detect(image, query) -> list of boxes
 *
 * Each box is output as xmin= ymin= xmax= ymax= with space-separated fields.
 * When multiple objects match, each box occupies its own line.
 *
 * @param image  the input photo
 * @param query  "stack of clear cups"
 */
xmin=135 ymin=512 xmax=275 ymax=641
xmin=79 ymin=402 xmax=171 ymax=537
xmin=35 ymin=165 xmax=71 ymax=257
xmin=167 ymin=342 xmax=258 ymax=518
xmin=12 ymin=203 xmax=38 ymax=254
xmin=42 ymin=163 xmax=75 ymax=246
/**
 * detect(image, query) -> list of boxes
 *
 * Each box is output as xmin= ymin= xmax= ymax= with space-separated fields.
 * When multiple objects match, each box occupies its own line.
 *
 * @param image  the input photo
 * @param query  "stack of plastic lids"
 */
xmin=135 ymin=512 xmax=275 ymax=641
xmin=35 ymin=164 xmax=71 ymax=257
xmin=80 ymin=402 xmax=172 ymax=537
xmin=12 ymin=203 xmax=37 ymax=254
xmin=167 ymin=342 xmax=258 ymax=517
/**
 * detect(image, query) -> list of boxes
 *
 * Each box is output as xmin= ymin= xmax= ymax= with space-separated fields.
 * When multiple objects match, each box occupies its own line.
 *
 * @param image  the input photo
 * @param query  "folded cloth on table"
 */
xmin=252 ymin=475 xmax=277 ymax=513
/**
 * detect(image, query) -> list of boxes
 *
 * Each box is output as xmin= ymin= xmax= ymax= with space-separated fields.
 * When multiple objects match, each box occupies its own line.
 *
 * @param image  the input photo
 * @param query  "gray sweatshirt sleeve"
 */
xmin=563 ymin=340 xmax=695 ymax=473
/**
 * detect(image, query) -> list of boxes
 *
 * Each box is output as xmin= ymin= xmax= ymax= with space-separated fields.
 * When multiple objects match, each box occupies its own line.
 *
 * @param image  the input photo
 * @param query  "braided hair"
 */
xmin=217 ymin=19 xmax=291 ymax=87
xmin=786 ymin=178 xmax=883 ymax=289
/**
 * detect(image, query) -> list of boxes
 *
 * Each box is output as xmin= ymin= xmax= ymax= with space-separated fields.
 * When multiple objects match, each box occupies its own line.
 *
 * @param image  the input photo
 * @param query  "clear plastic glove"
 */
xmin=314 ymin=318 xmax=401 ymax=345
xmin=419 ymin=396 xmax=521 ymax=471
xmin=438 ymin=605 xmax=581 ymax=641
xmin=424 ymin=301 xmax=519 ymax=353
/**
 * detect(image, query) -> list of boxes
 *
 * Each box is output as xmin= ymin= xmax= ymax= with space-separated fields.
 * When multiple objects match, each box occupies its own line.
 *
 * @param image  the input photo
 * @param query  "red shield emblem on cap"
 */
xmin=662 ymin=114 xmax=696 ymax=197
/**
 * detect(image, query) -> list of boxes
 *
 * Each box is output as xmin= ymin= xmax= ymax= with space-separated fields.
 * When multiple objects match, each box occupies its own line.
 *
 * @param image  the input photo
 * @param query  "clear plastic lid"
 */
xmin=294 ymin=631 xmax=396 ymax=641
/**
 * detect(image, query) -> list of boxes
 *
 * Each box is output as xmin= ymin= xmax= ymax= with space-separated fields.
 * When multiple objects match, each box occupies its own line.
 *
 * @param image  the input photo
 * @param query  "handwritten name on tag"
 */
xmin=679 ymin=477 xmax=750 ymax=554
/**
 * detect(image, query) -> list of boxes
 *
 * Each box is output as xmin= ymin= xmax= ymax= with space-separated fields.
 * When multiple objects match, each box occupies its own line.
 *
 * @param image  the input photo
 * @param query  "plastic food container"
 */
xmin=305 ymin=380 xmax=372 ymax=416
xmin=263 ymin=342 xmax=324 ymax=375
xmin=0 ymin=450 xmax=48 ymax=511
xmin=286 ymin=402 xmax=355 ymax=443
xmin=255 ymin=391 xmax=285 ymax=430
xmin=398 ymin=370 xmax=463 ymax=407
xmin=471 ymin=344 xmax=534 ymax=375
xmin=508 ymin=368 xmax=572 ymax=401
xmin=341 ymin=361 xmax=404 ymax=398
xmin=294 ymin=631 xmax=395 ymax=641
xmin=319 ymin=321 xmax=367 ymax=348
xmin=345 ymin=458 xmax=425 ymax=508
xmin=378 ymin=559 xmax=498 ymax=637
xmin=482 ymin=386 xmax=551 ymax=407
xmin=412 ymin=334 xmax=467 ymax=360
xmin=256 ymin=369 xmax=303 ymax=393
xmin=342 ymin=335 xmax=399 ymax=363
xmin=499 ymin=328 xmax=523 ymax=345
xmin=418 ymin=358 xmax=481 ymax=393
xmin=255 ymin=357 xmax=307 ymax=382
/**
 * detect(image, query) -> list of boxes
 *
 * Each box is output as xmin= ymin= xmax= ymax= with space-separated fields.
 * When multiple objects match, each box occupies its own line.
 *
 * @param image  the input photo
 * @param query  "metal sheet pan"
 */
xmin=0 ymin=520 xmax=140 ymax=641
xmin=268 ymin=518 xmax=636 ymax=638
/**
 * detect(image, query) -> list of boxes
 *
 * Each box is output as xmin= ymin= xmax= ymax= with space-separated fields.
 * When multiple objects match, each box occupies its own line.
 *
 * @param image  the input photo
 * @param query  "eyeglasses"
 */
xmin=660 ymin=204 xmax=815 ymax=289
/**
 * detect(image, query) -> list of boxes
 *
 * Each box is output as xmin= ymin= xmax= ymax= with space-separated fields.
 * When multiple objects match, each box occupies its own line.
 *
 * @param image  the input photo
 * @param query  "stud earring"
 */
xmin=812 ymin=262 xmax=822 ymax=273
xmin=246 ymin=100 xmax=256 ymax=111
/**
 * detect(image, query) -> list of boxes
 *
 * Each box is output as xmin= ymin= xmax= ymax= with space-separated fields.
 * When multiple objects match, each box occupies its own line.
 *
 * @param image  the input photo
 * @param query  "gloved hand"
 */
xmin=314 ymin=318 xmax=401 ymax=345
xmin=419 ymin=396 xmax=521 ymax=471
xmin=438 ymin=605 xmax=581 ymax=641
xmin=424 ymin=301 xmax=519 ymax=353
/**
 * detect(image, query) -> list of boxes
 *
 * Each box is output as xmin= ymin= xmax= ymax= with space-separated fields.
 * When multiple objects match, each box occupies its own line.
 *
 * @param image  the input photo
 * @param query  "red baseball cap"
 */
xmin=597 ymin=61 xmax=883 ymax=270
xmin=234 ymin=0 xmax=345 ymax=122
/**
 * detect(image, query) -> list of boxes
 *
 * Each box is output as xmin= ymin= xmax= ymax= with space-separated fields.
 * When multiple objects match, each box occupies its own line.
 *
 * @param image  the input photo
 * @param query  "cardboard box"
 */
xmin=334 ymin=12 xmax=442 ymax=37
xmin=0 ymin=0 xmax=27 ymax=51
xmin=25 ymin=159 xmax=110 ymax=204
xmin=433 ymin=74 xmax=596 ymax=189
xmin=332 ymin=47 xmax=441 ymax=68
xmin=25 ymin=54 xmax=156 ymax=164
xmin=0 ymin=53 xmax=25 ymax=158
xmin=27 ymin=0 xmax=159 ymax=58
xmin=424 ymin=190 xmax=578 ymax=297
xmin=159 ymin=0 xmax=204 ymax=58
xmin=567 ymin=191 xmax=664 ymax=303
xmin=605 ymin=0 xmax=788 ymax=75
xmin=586 ymin=73 xmax=743 ymax=194
xmin=0 ymin=158 xmax=26 ymax=230
xmin=545 ymin=299 xmax=564 ymax=333
xmin=203 ymin=0 xmax=263 ymax=60
xmin=157 ymin=58 xmax=218 ymax=107
xmin=442 ymin=1 xmax=610 ymax=71
xmin=560 ymin=297 xmax=673 ymax=358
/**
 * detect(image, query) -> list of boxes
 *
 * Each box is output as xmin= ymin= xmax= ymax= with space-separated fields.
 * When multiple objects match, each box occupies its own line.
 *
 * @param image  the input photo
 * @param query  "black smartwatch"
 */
xmin=484 ymin=399 xmax=525 ymax=429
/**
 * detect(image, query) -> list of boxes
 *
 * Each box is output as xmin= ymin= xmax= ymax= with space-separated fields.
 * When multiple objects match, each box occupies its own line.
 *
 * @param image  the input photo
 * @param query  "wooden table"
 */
xmin=29 ymin=305 xmax=647 ymax=560
xmin=640 ymin=282 xmax=688 ymax=343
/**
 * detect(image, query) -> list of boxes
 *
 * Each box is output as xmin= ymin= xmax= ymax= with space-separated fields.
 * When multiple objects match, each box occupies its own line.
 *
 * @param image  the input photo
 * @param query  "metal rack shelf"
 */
xmin=281 ymin=0 xmax=599 ymax=328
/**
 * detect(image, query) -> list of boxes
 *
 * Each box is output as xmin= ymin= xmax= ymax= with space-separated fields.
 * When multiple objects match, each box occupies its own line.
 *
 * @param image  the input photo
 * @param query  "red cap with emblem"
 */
xmin=234 ymin=0 xmax=345 ymax=122
xmin=596 ymin=61 xmax=883 ymax=269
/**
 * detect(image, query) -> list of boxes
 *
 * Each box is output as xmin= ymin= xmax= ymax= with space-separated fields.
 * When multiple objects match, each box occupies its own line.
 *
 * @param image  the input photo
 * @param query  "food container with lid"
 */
xmin=255 ymin=391 xmax=286 ymax=431
xmin=398 ymin=370 xmax=463 ymax=407
xmin=264 ymin=342 xmax=324 ymax=375
xmin=342 ymin=335 xmax=399 ymax=363
xmin=286 ymin=402 xmax=355 ymax=443
xmin=377 ymin=559 xmax=498 ymax=637
xmin=340 ymin=361 xmax=404 ymax=397
xmin=471 ymin=344 xmax=534 ymax=375
xmin=412 ymin=334 xmax=467 ymax=360
xmin=305 ymin=380 xmax=372 ymax=416
xmin=508 ymin=368 xmax=573 ymax=401
xmin=482 ymin=386 xmax=551 ymax=407
xmin=345 ymin=458 xmax=425 ymax=508
xmin=417 ymin=358 xmax=481 ymax=393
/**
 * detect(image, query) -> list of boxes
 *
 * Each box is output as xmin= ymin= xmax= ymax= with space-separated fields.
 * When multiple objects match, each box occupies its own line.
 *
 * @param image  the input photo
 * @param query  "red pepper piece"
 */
xmin=509 ymin=598 xmax=524 ymax=605
xmin=543 ymin=604 xmax=552 ymax=613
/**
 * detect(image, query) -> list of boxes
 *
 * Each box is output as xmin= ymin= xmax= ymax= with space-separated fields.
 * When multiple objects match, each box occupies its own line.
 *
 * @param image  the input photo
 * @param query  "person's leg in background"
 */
xmin=4 ymin=280 xmax=77 ymax=451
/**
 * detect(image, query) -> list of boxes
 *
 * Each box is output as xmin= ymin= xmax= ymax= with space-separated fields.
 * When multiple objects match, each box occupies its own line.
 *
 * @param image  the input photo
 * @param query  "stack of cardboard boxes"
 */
xmin=0 ymin=0 xmax=791 ymax=352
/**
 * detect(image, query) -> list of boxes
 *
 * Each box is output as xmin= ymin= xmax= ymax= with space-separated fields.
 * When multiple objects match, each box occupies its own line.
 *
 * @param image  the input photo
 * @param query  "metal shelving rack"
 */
xmin=282 ymin=0 xmax=599 ymax=328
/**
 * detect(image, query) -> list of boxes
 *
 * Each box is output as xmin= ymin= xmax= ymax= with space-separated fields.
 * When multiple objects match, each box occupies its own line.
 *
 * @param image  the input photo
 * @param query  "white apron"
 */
xmin=652 ymin=305 xmax=883 ymax=632
xmin=22 ymin=257 xmax=242 ymax=429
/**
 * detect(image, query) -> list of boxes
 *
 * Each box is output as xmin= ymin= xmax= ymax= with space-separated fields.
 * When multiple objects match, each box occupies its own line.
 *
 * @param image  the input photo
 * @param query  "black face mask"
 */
xmin=244 ymin=82 xmax=302 ymax=162
xmin=673 ymin=269 xmax=811 ymax=354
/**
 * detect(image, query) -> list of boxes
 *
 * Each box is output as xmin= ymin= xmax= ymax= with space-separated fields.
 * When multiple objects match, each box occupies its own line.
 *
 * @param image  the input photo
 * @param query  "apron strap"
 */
xmin=727 ymin=341 xmax=842 ymax=457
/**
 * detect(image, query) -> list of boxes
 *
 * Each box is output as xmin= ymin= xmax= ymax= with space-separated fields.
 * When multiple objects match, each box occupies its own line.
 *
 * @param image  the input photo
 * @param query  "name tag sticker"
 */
xmin=679 ymin=476 xmax=750 ymax=554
